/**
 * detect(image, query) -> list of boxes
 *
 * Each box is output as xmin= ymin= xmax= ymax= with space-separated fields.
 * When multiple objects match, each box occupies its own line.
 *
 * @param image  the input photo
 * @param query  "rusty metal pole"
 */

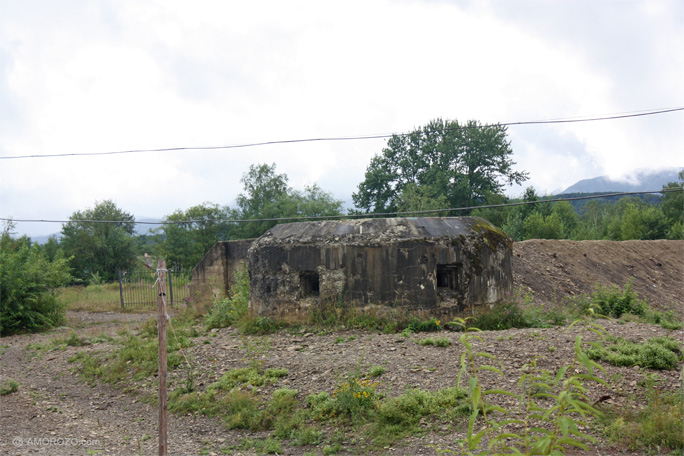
xmin=157 ymin=260 xmax=168 ymax=456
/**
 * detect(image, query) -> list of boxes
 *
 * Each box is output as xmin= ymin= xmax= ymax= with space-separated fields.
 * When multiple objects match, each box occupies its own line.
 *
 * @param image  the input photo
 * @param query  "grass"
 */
xmin=417 ymin=337 xmax=451 ymax=347
xmin=602 ymin=373 xmax=684 ymax=453
xmin=586 ymin=335 xmax=683 ymax=370
xmin=57 ymin=283 xmax=122 ymax=312
xmin=69 ymin=311 xmax=199 ymax=385
xmin=0 ymin=379 xmax=20 ymax=395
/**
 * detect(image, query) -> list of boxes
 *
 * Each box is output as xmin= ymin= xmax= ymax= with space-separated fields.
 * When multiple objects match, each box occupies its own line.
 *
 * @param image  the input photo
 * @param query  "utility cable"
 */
xmin=1 ymin=107 xmax=682 ymax=160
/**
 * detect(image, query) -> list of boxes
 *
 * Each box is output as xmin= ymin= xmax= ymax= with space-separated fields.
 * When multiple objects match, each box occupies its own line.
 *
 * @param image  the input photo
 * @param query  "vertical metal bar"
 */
xmin=157 ymin=260 xmax=168 ymax=456
xmin=168 ymin=269 xmax=174 ymax=308
xmin=118 ymin=270 xmax=125 ymax=310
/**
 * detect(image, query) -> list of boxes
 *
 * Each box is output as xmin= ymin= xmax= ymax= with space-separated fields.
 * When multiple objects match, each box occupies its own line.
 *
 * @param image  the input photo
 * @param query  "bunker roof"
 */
xmin=256 ymin=216 xmax=506 ymax=246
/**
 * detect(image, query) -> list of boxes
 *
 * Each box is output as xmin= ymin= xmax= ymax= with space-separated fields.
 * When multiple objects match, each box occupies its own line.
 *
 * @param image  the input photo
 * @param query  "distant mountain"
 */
xmin=562 ymin=168 xmax=682 ymax=194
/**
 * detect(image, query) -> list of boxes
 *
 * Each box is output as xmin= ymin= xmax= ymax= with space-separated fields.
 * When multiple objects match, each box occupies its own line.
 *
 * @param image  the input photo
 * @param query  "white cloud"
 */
xmin=1 ymin=0 xmax=682 ymax=237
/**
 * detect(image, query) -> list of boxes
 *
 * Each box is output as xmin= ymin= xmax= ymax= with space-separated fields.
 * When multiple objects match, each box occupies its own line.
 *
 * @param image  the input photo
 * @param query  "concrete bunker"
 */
xmin=188 ymin=239 xmax=253 ymax=309
xmin=248 ymin=217 xmax=513 ymax=321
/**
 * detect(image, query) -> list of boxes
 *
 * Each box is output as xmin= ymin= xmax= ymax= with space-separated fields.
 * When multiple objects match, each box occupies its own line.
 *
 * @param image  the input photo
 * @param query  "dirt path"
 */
xmin=1 ymin=240 xmax=683 ymax=455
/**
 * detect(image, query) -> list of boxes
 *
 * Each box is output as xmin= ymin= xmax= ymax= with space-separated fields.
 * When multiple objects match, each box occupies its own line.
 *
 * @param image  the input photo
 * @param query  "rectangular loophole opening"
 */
xmin=300 ymin=271 xmax=320 ymax=297
xmin=436 ymin=264 xmax=461 ymax=290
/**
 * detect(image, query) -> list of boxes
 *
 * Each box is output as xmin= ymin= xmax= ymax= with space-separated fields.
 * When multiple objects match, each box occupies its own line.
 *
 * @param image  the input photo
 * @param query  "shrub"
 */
xmin=205 ymin=265 xmax=249 ymax=330
xmin=0 ymin=241 xmax=71 ymax=335
xmin=408 ymin=317 xmax=442 ymax=332
xmin=470 ymin=300 xmax=532 ymax=331
xmin=590 ymin=281 xmax=645 ymax=318
xmin=331 ymin=377 xmax=379 ymax=420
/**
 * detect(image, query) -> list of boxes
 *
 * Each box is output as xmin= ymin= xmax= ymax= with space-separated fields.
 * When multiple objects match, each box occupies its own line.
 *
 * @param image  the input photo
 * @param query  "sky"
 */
xmin=1 ymin=0 xmax=683 ymax=238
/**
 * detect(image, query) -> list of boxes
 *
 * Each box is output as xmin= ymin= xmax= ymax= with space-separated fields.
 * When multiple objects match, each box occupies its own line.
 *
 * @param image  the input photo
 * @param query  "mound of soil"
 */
xmin=513 ymin=240 xmax=684 ymax=318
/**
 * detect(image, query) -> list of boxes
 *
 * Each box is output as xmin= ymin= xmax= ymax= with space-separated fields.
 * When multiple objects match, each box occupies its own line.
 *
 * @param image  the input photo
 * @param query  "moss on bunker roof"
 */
xmin=255 ymin=217 xmax=508 ymax=246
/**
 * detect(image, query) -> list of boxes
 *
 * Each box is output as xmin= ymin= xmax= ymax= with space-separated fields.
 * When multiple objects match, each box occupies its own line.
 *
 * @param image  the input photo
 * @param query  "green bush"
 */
xmin=470 ymin=300 xmax=532 ymax=331
xmin=590 ymin=281 xmax=645 ymax=318
xmin=331 ymin=377 xmax=379 ymax=420
xmin=0 ymin=240 xmax=71 ymax=335
xmin=587 ymin=336 xmax=683 ymax=370
xmin=205 ymin=265 xmax=249 ymax=330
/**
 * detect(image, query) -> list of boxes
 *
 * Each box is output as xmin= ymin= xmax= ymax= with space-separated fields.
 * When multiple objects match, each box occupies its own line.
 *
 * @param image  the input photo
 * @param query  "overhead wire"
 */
xmin=1 ymin=106 xmax=682 ymax=160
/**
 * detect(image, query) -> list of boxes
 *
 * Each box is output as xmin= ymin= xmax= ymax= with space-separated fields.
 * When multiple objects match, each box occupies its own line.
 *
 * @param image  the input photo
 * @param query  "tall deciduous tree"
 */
xmin=60 ymin=200 xmax=136 ymax=282
xmin=156 ymin=203 xmax=233 ymax=270
xmin=234 ymin=163 xmax=344 ymax=239
xmin=352 ymin=119 xmax=528 ymax=213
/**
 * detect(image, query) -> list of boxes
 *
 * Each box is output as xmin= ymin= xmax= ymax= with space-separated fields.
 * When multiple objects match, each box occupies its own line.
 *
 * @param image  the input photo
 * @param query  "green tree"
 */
xmin=60 ymin=200 xmax=136 ymax=282
xmin=156 ymin=203 xmax=233 ymax=270
xmin=41 ymin=235 xmax=64 ymax=262
xmin=661 ymin=171 xmax=683 ymax=239
xmin=352 ymin=119 xmax=528 ymax=213
xmin=234 ymin=163 xmax=344 ymax=239
xmin=1 ymin=223 xmax=71 ymax=335
xmin=620 ymin=202 xmax=669 ymax=240
xmin=522 ymin=211 xmax=564 ymax=239
xmin=395 ymin=183 xmax=450 ymax=216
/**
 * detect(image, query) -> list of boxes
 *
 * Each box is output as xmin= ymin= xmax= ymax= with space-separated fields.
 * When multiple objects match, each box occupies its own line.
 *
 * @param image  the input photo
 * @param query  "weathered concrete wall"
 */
xmin=248 ymin=217 xmax=512 ymax=322
xmin=189 ymin=239 xmax=253 ymax=310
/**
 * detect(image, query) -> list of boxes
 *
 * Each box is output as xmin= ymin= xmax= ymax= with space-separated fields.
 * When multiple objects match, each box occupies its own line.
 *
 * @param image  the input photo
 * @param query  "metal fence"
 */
xmin=117 ymin=268 xmax=190 ymax=309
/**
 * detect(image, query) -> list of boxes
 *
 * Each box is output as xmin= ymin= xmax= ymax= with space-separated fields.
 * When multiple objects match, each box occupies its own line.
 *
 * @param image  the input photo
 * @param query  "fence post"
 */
xmin=118 ymin=270 xmax=125 ymax=311
xmin=157 ymin=260 xmax=168 ymax=456
xmin=167 ymin=269 xmax=174 ymax=308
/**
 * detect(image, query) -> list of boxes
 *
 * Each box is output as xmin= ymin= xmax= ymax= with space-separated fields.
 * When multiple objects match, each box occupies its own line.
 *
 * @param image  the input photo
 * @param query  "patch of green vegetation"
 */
xmin=69 ymin=313 xmax=197 ymax=384
xmin=231 ymin=437 xmax=282 ymax=455
xmin=0 ymin=344 xmax=9 ymax=356
xmin=586 ymin=335 xmax=683 ymax=370
xmin=368 ymin=387 xmax=469 ymax=447
xmin=407 ymin=317 xmax=442 ymax=333
xmin=323 ymin=443 xmax=342 ymax=455
xmin=417 ymin=337 xmax=451 ymax=347
xmin=52 ymin=331 xmax=88 ymax=347
xmin=368 ymin=365 xmax=386 ymax=378
xmin=239 ymin=316 xmax=286 ymax=335
xmin=588 ymin=281 xmax=645 ymax=318
xmin=212 ymin=366 xmax=288 ymax=390
xmin=602 ymin=374 xmax=684 ymax=453
xmin=434 ymin=317 xmax=609 ymax=456
xmin=0 ymin=379 xmax=20 ymax=396
xmin=205 ymin=265 xmax=249 ymax=330
xmin=57 ymin=283 xmax=122 ymax=312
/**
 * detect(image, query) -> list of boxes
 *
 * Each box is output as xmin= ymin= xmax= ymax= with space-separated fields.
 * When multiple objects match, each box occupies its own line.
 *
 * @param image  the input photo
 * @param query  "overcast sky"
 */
xmin=1 ymin=0 xmax=683 ymax=238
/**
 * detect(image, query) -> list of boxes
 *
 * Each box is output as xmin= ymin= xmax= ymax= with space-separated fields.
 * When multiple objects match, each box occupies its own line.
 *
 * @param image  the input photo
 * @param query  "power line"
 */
xmin=2 ymin=107 xmax=683 ymax=160
xmin=3 ymin=188 xmax=681 ymax=227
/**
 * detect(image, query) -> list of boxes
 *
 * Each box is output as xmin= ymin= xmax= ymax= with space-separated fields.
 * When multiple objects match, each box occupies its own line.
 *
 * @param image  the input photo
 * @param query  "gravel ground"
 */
xmin=1 ymin=240 xmax=683 ymax=455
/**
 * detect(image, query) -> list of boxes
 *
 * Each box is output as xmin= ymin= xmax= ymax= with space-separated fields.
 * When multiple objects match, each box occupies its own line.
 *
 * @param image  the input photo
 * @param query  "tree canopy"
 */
xmin=352 ymin=119 xmax=528 ymax=213
xmin=60 ymin=200 xmax=137 ymax=282
xmin=233 ymin=163 xmax=344 ymax=239
xmin=155 ymin=203 xmax=233 ymax=270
